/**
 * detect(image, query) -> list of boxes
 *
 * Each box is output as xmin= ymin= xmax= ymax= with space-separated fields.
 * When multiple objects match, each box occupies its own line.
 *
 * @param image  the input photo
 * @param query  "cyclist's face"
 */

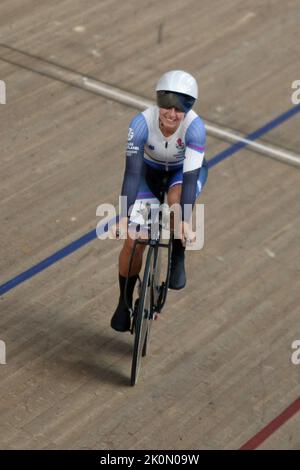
xmin=159 ymin=107 xmax=185 ymax=133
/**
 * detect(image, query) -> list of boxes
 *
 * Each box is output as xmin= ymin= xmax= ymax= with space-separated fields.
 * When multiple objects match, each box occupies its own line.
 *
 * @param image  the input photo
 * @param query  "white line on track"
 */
xmin=1 ymin=44 xmax=300 ymax=167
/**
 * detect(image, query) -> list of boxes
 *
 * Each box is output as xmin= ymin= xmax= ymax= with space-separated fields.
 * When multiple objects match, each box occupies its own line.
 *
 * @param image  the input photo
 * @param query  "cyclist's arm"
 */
xmin=181 ymin=116 xmax=206 ymax=221
xmin=120 ymin=114 xmax=149 ymax=218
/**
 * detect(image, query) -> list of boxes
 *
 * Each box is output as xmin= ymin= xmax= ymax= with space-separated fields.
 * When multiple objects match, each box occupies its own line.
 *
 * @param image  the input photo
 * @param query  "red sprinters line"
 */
xmin=240 ymin=397 xmax=300 ymax=450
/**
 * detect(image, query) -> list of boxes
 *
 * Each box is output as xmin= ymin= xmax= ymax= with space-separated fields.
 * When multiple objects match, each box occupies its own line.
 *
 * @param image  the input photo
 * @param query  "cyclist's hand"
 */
xmin=176 ymin=221 xmax=196 ymax=245
xmin=109 ymin=217 xmax=128 ymax=239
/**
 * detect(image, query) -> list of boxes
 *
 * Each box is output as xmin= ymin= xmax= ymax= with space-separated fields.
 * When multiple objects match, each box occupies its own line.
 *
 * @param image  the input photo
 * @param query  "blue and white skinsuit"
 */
xmin=120 ymin=105 xmax=208 ymax=225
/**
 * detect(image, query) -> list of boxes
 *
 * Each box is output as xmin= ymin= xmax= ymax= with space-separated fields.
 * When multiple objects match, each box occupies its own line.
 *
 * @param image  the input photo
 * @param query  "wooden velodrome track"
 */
xmin=0 ymin=0 xmax=300 ymax=450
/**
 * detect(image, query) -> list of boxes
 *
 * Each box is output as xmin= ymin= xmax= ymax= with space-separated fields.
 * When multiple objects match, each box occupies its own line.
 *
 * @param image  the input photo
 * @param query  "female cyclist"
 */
xmin=110 ymin=70 xmax=208 ymax=332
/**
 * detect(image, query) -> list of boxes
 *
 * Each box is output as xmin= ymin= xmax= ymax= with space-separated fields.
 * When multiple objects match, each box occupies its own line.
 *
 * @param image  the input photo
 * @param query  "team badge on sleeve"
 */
xmin=128 ymin=127 xmax=134 ymax=141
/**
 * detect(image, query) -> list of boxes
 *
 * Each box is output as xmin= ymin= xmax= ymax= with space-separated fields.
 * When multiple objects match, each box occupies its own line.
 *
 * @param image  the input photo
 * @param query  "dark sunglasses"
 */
xmin=156 ymin=91 xmax=195 ymax=113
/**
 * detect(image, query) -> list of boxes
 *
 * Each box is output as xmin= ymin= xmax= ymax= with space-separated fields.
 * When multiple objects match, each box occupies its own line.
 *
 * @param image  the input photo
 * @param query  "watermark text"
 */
xmin=291 ymin=340 xmax=300 ymax=365
xmin=96 ymin=197 xmax=205 ymax=250
xmin=291 ymin=80 xmax=300 ymax=105
xmin=0 ymin=340 xmax=6 ymax=364
xmin=0 ymin=80 xmax=6 ymax=104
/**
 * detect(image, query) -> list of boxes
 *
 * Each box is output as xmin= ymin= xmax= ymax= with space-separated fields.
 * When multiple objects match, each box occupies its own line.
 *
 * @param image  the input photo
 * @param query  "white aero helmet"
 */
xmin=155 ymin=70 xmax=198 ymax=112
xmin=156 ymin=70 xmax=198 ymax=99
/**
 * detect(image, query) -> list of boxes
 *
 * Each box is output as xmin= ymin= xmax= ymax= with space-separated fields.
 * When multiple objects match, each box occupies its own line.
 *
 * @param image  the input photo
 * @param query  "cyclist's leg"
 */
xmin=119 ymin=237 xmax=146 ymax=277
xmin=166 ymin=163 xmax=208 ymax=290
xmin=111 ymin=167 xmax=160 ymax=331
xmin=167 ymin=182 xmax=186 ymax=290
xmin=111 ymin=238 xmax=147 ymax=332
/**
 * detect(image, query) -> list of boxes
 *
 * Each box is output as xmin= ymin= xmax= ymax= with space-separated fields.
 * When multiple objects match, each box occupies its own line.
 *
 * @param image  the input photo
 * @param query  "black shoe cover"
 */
xmin=111 ymin=299 xmax=131 ymax=332
xmin=169 ymin=255 xmax=186 ymax=290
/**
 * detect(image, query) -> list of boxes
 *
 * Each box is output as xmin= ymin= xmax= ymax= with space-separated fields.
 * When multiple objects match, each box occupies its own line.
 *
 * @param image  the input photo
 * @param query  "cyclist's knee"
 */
xmin=123 ymin=237 xmax=145 ymax=256
xmin=167 ymin=184 xmax=182 ymax=206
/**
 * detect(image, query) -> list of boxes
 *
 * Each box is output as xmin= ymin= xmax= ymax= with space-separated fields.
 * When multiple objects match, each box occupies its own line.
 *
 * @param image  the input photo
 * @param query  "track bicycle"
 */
xmin=125 ymin=208 xmax=174 ymax=386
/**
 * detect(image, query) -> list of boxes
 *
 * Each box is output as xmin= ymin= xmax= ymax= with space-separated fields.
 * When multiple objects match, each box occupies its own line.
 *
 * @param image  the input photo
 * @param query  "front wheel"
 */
xmin=130 ymin=246 xmax=154 ymax=386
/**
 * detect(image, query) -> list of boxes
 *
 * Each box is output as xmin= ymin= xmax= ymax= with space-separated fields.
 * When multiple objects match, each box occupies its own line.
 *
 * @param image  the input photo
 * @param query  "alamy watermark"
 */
xmin=291 ymin=80 xmax=300 ymax=105
xmin=0 ymin=340 xmax=6 ymax=365
xmin=0 ymin=80 xmax=6 ymax=104
xmin=96 ymin=197 xmax=205 ymax=250
xmin=291 ymin=340 xmax=300 ymax=365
